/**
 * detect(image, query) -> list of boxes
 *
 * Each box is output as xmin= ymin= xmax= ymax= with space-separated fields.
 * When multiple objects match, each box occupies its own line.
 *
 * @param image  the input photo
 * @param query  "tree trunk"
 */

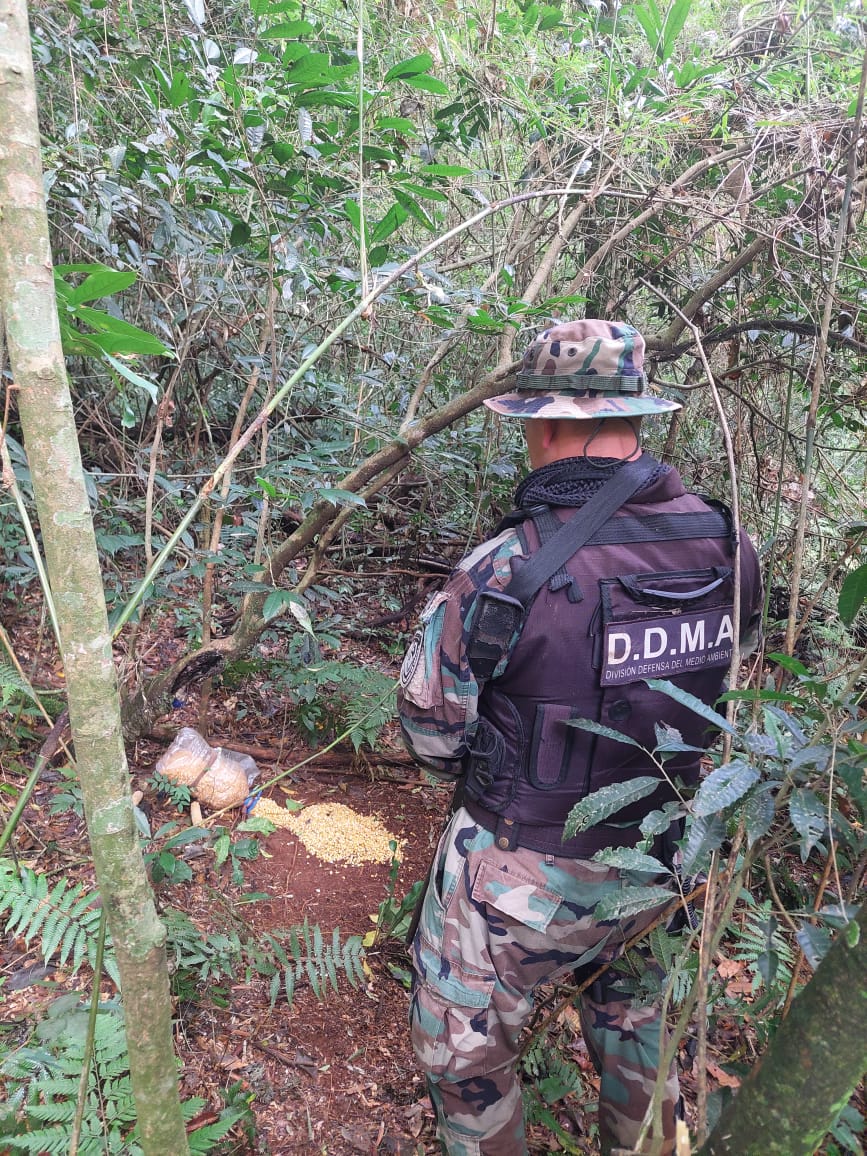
xmin=0 ymin=3 xmax=189 ymax=1152
xmin=699 ymin=901 xmax=867 ymax=1156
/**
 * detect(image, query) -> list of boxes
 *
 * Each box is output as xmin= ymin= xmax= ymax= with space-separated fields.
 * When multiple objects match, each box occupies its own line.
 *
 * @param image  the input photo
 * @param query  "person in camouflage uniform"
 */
xmin=398 ymin=319 xmax=761 ymax=1156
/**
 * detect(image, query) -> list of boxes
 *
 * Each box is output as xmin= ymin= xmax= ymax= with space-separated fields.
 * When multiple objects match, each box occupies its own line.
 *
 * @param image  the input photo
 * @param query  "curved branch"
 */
xmin=647 ymin=317 xmax=867 ymax=359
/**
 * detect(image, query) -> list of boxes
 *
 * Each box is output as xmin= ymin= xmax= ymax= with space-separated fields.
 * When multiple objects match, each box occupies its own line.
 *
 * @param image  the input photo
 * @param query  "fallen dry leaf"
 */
xmin=707 ymin=1059 xmax=741 ymax=1088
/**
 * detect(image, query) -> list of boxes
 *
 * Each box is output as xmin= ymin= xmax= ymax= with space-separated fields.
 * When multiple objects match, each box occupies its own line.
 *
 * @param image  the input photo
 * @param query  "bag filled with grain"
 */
xmin=155 ymin=727 xmax=259 ymax=809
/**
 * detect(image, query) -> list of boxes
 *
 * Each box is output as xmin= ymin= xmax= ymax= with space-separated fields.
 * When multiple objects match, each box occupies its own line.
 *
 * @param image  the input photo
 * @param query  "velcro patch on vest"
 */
xmin=601 ymin=606 xmax=734 ymax=685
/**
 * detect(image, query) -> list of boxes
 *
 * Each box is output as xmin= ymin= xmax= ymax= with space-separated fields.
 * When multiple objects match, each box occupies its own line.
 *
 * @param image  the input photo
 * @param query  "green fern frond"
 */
xmin=187 ymin=1109 xmax=245 ymax=1154
xmin=0 ymin=860 xmax=119 ymax=986
xmin=0 ymin=660 xmax=38 ymax=707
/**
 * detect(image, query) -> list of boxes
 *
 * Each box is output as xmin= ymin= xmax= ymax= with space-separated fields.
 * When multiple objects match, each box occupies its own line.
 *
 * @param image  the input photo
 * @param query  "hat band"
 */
xmin=515 ymin=372 xmax=645 ymax=394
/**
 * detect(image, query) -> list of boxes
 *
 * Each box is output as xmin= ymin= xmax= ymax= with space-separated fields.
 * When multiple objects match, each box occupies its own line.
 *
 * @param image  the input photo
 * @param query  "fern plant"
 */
xmin=162 ymin=906 xmax=367 ymax=1007
xmin=259 ymin=921 xmax=367 ymax=1004
xmin=520 ymin=1034 xmax=588 ymax=1154
xmin=280 ymin=657 xmax=395 ymax=750
xmin=0 ymin=997 xmax=241 ymax=1155
xmin=0 ymin=859 xmax=120 ymax=986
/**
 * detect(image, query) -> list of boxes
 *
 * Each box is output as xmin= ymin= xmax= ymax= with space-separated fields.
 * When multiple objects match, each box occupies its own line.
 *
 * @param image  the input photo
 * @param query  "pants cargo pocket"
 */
xmin=411 ymin=960 xmax=495 ymax=1080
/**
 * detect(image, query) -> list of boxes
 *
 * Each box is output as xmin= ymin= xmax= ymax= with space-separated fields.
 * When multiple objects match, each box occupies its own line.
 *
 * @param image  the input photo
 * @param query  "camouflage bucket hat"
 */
xmin=484 ymin=319 xmax=681 ymax=419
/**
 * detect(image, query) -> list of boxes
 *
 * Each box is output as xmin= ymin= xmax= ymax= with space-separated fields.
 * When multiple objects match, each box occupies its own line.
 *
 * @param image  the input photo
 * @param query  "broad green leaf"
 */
xmin=593 ymin=848 xmax=670 ymax=875
xmin=57 ymin=267 xmax=137 ymax=305
xmin=766 ymin=652 xmax=810 ymax=677
xmin=633 ymin=0 xmax=662 ymax=52
xmin=693 ymin=759 xmax=759 ymax=816
xmin=316 ymin=487 xmax=366 ymax=507
xmin=258 ymin=19 xmax=315 ymax=37
xmin=796 ymin=924 xmax=832 ymax=969
xmin=838 ymin=563 xmax=867 ymax=625
xmin=396 ymin=180 xmax=449 ymax=203
xmin=661 ymin=0 xmax=694 ymax=61
xmin=343 ymin=198 xmax=362 ymax=234
xmin=383 ymin=52 xmax=434 ymax=83
xmin=645 ymin=679 xmax=737 ymax=736
xmin=789 ymin=788 xmax=826 ymax=861
xmin=538 ymin=6 xmax=563 ymax=30
xmin=263 ymin=588 xmax=310 ymax=622
xmin=681 ymin=812 xmax=726 ymax=874
xmin=103 ymin=353 xmax=159 ymax=403
xmin=401 ymin=73 xmax=448 ymax=94
xmin=392 ymin=187 xmax=435 ymax=231
xmin=595 ymin=885 xmax=673 ymax=922
xmin=742 ymin=786 xmax=776 ymax=846
xmin=289 ymin=599 xmax=314 ymax=635
xmin=564 ymin=717 xmax=643 ymax=748
xmin=420 ymin=164 xmax=474 ymax=177
xmin=640 ymin=802 xmax=684 ymax=838
xmin=74 ymin=306 xmax=171 ymax=355
xmin=565 ymin=777 xmax=659 ymax=837
xmin=370 ymin=202 xmax=408 ymax=244
xmin=376 ymin=116 xmax=417 ymax=133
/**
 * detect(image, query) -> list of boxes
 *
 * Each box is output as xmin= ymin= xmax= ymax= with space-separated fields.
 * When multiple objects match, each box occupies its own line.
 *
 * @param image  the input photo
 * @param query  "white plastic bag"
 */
xmin=155 ymin=727 xmax=259 ymax=809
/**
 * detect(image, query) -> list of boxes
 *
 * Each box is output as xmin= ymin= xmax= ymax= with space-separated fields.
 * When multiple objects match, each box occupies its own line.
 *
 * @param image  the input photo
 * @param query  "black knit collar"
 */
xmin=514 ymin=453 xmax=667 ymax=510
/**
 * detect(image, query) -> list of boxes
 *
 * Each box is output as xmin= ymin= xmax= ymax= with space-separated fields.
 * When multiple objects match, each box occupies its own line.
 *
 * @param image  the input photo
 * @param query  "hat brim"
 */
xmin=483 ymin=392 xmax=681 ymax=419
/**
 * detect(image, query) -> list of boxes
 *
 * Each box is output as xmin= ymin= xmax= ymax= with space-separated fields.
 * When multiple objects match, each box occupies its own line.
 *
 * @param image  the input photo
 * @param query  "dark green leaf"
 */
xmin=565 ymin=777 xmax=659 ymax=837
xmin=595 ymin=885 xmax=673 ymax=921
xmin=789 ymin=788 xmax=826 ymax=861
xmin=259 ymin=19 xmax=315 ymax=37
xmin=343 ymin=198 xmax=362 ymax=234
xmin=370 ymin=202 xmax=408 ymax=244
xmin=593 ymin=848 xmax=669 ymax=875
xmin=401 ymin=73 xmax=448 ymax=93
xmin=564 ymin=717 xmax=643 ymax=748
xmin=838 ymin=563 xmax=867 ymax=625
xmin=392 ymin=187 xmax=435 ymax=231
xmin=420 ymin=164 xmax=473 ymax=177
xmin=681 ymin=812 xmax=726 ymax=874
xmin=796 ymin=924 xmax=832 ymax=968
xmin=383 ymin=53 xmax=434 ymax=83
xmin=743 ymin=786 xmax=776 ymax=846
xmin=767 ymin=652 xmax=811 ymax=677
xmin=693 ymin=760 xmax=760 ymax=816
xmin=645 ymin=679 xmax=737 ymax=735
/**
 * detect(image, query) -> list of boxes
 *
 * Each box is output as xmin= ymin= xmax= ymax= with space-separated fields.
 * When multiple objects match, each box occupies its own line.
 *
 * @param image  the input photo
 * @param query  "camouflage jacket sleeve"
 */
xmin=397 ymin=528 xmax=524 ymax=777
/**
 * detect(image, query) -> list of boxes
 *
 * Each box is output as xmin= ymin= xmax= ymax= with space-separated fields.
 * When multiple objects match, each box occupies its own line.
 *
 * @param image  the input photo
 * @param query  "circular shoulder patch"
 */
xmin=399 ymin=630 xmax=423 ymax=688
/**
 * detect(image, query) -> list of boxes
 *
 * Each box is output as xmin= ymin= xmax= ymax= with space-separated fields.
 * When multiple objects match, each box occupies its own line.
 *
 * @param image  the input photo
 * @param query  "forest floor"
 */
xmin=2 ymin=587 xmax=860 ymax=1155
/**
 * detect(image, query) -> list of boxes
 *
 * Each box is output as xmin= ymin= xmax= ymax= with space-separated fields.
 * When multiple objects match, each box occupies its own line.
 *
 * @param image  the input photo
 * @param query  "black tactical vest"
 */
xmin=462 ymin=468 xmax=760 ymax=858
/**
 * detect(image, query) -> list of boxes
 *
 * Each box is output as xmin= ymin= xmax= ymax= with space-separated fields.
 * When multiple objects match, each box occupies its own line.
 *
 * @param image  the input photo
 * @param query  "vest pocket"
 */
xmin=528 ymin=702 xmax=579 ymax=789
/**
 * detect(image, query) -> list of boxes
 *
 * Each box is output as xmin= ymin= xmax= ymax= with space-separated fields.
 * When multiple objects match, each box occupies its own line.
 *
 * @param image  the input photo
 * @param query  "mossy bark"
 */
xmin=0 ymin=3 xmax=189 ymax=1152
xmin=699 ymin=900 xmax=867 ymax=1156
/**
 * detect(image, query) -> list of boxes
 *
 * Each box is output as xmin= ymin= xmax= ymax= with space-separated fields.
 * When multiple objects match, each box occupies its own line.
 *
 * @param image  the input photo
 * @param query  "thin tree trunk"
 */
xmin=698 ymin=901 xmax=867 ymax=1156
xmin=0 ymin=3 xmax=189 ymax=1152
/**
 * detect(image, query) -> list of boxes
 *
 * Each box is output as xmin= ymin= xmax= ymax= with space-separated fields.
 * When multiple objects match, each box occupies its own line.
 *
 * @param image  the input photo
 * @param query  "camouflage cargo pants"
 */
xmin=410 ymin=807 xmax=679 ymax=1156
